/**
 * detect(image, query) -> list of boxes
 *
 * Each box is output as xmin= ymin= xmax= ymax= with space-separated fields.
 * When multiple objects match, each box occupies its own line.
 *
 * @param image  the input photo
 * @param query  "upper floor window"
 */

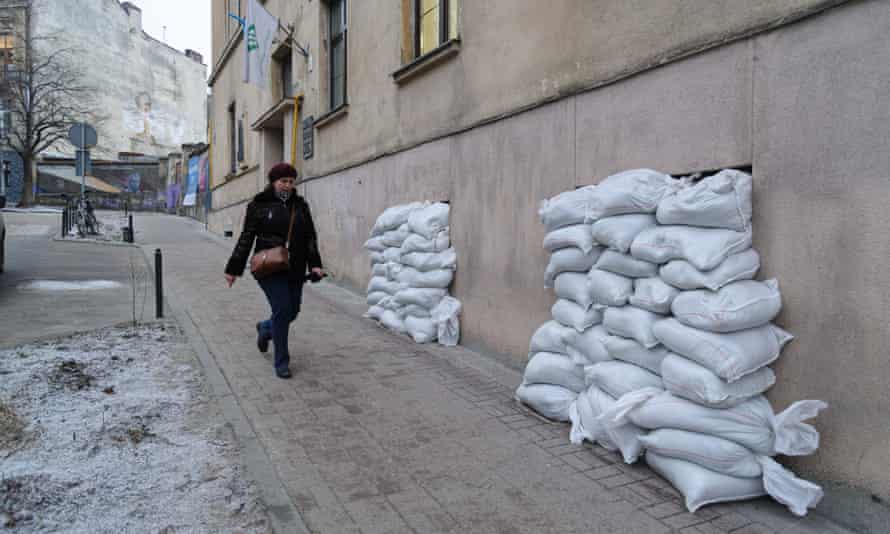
xmin=415 ymin=0 xmax=458 ymax=57
xmin=328 ymin=0 xmax=347 ymax=110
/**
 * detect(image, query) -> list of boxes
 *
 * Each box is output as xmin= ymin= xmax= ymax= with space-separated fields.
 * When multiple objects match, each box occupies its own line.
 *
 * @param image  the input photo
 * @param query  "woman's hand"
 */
xmin=311 ymin=267 xmax=325 ymax=279
xmin=225 ymin=274 xmax=237 ymax=287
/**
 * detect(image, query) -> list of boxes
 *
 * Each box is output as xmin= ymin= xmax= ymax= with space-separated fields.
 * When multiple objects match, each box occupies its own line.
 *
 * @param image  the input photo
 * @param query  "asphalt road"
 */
xmin=0 ymin=210 xmax=148 ymax=349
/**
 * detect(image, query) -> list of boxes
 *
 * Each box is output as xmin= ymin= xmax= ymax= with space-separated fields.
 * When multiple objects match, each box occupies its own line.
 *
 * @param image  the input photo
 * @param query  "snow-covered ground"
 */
xmin=0 ymin=324 xmax=270 ymax=533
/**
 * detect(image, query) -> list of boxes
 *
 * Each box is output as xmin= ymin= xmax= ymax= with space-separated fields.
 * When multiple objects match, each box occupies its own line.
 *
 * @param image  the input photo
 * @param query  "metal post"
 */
xmin=128 ymin=214 xmax=134 ymax=243
xmin=61 ymin=208 xmax=67 ymax=237
xmin=79 ymin=123 xmax=85 ymax=196
xmin=154 ymin=248 xmax=163 ymax=319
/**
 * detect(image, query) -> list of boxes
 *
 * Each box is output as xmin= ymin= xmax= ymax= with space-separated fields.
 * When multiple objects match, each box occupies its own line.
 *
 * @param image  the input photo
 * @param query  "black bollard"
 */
xmin=61 ymin=209 xmax=67 ymax=237
xmin=154 ymin=248 xmax=163 ymax=318
xmin=128 ymin=214 xmax=134 ymax=243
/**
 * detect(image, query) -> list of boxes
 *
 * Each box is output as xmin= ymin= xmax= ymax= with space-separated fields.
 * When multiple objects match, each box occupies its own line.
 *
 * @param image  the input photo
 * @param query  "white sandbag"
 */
xmin=369 ymin=251 xmax=385 ymax=265
xmin=529 ymin=320 xmax=574 ymax=355
xmin=515 ymin=384 xmax=576 ymax=422
xmin=640 ymin=429 xmax=762 ymax=478
xmin=539 ymin=186 xmax=597 ymax=231
xmin=544 ymin=246 xmax=602 ymax=288
xmin=631 ymin=226 xmax=752 ymax=271
xmin=364 ymin=235 xmax=386 ymax=252
xmin=371 ymin=263 xmax=388 ymax=277
xmin=645 ymin=451 xmax=766 ymax=513
xmin=543 ymin=224 xmax=595 ymax=254
xmin=401 ymin=230 xmax=451 ymax=254
xmin=372 ymin=201 xmax=427 ymax=235
xmin=407 ymin=202 xmax=450 ymax=239
xmin=602 ymin=388 xmax=826 ymax=456
xmin=671 ymin=279 xmax=782 ymax=333
xmin=379 ymin=296 xmax=401 ymax=311
xmin=367 ymin=276 xmax=402 ymax=295
xmin=660 ymin=249 xmax=760 ymax=291
xmin=396 ymin=266 xmax=453 ymax=289
xmin=594 ymin=250 xmax=658 ymax=278
xmin=380 ymin=309 xmax=407 ymax=334
xmin=629 ymin=277 xmax=680 ymax=314
xmin=656 ymin=169 xmax=753 ymax=231
xmin=603 ymin=336 xmax=668 ymax=375
xmin=603 ymin=306 xmax=662 ymax=348
xmin=584 ymin=361 xmax=662 ymax=399
xmin=644 ymin=446 xmax=821 ymax=516
xmin=383 ymin=247 xmax=403 ymax=263
xmin=653 ymin=318 xmax=793 ymax=382
xmin=570 ymin=385 xmax=646 ymax=463
xmin=554 ymin=272 xmax=595 ymax=309
xmin=562 ymin=324 xmax=612 ymax=366
xmin=365 ymin=305 xmax=384 ymax=321
xmin=400 ymin=248 xmax=457 ymax=272
xmin=402 ymin=304 xmax=431 ymax=318
xmin=661 ymin=353 xmax=776 ymax=408
xmin=431 ymin=296 xmax=461 ymax=346
xmin=587 ymin=269 xmax=633 ymax=306
xmin=393 ymin=288 xmax=447 ymax=309
xmin=552 ymin=299 xmax=603 ymax=332
xmin=586 ymin=169 xmax=678 ymax=220
xmin=524 ymin=352 xmax=585 ymax=393
xmin=591 ymin=214 xmax=657 ymax=253
xmin=382 ymin=224 xmax=412 ymax=247
xmin=366 ymin=291 xmax=388 ymax=307
xmin=405 ymin=315 xmax=437 ymax=344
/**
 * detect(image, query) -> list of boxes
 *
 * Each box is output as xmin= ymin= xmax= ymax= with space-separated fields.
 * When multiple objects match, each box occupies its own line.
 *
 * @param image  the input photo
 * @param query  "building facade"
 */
xmin=208 ymin=1 xmax=890 ymax=526
xmin=0 ymin=0 xmax=208 ymax=204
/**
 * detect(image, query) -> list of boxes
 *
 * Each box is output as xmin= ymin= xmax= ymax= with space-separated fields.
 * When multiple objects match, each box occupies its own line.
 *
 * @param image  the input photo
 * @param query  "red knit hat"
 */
xmin=268 ymin=162 xmax=298 ymax=182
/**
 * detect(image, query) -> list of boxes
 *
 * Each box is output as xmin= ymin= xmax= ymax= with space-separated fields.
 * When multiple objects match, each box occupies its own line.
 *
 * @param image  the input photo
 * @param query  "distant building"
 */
xmin=0 ymin=0 xmax=207 ymax=204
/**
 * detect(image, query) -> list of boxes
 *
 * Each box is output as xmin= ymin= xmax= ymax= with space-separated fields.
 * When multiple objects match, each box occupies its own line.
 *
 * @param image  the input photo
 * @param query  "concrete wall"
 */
xmin=30 ymin=0 xmax=206 ymax=160
xmin=300 ymin=0 xmax=890 ymax=523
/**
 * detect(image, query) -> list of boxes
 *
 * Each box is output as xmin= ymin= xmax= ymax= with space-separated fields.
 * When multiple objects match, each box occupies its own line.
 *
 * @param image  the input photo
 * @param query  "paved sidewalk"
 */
xmin=137 ymin=213 xmax=851 ymax=534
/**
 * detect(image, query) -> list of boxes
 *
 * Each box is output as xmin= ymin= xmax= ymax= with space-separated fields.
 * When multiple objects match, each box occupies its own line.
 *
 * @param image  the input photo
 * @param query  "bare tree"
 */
xmin=0 ymin=4 xmax=103 ymax=205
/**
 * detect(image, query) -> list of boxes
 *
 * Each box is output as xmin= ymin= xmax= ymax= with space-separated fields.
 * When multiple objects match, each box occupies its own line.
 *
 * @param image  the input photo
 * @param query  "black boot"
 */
xmin=256 ymin=322 xmax=270 ymax=353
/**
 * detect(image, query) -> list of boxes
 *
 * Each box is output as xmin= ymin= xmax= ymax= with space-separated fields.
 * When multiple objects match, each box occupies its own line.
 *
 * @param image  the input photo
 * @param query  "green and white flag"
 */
xmin=243 ymin=0 xmax=278 ymax=89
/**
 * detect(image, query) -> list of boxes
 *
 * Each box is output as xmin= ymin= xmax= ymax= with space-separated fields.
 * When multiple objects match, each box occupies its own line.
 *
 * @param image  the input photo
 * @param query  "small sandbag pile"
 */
xmin=364 ymin=202 xmax=461 ymax=346
xmin=519 ymin=168 xmax=827 ymax=516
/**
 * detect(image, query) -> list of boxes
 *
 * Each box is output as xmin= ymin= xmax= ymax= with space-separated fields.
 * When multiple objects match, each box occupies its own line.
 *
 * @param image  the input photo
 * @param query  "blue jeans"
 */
xmin=257 ymin=272 xmax=304 ymax=372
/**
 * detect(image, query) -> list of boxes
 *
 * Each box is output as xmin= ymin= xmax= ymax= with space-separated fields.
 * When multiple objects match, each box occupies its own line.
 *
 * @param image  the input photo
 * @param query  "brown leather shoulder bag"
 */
xmin=250 ymin=205 xmax=296 ymax=278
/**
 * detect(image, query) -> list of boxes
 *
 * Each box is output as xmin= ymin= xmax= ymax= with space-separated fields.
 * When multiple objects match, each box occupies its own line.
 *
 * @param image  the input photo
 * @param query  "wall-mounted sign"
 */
xmin=302 ymin=116 xmax=314 ymax=160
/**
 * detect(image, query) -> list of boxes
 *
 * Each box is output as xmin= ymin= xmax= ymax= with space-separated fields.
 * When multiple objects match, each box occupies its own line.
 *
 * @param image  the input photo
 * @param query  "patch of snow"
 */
xmin=0 ymin=323 xmax=270 ymax=533
xmin=18 ymin=280 xmax=125 ymax=291
xmin=7 ymin=224 xmax=51 ymax=237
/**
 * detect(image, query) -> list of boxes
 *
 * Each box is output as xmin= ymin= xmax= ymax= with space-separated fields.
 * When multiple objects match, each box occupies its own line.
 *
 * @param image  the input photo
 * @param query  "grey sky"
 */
xmin=130 ymin=0 xmax=211 ymax=70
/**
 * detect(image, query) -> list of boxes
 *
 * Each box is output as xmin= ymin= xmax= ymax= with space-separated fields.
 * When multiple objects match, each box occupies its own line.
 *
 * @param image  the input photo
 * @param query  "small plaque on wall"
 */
xmin=302 ymin=117 xmax=314 ymax=160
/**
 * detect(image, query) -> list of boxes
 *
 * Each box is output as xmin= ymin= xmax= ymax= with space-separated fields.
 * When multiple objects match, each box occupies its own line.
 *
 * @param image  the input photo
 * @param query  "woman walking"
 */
xmin=224 ymin=162 xmax=324 ymax=378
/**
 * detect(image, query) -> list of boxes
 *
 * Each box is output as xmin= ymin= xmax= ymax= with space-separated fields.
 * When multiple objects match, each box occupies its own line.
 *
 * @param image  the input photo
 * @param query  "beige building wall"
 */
xmin=208 ymin=1 xmax=889 ymax=525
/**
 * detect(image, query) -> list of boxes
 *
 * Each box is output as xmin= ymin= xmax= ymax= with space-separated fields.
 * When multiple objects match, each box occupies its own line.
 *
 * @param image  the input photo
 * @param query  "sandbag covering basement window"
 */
xmin=364 ymin=201 xmax=461 ymax=346
xmin=519 ymin=168 xmax=827 ymax=517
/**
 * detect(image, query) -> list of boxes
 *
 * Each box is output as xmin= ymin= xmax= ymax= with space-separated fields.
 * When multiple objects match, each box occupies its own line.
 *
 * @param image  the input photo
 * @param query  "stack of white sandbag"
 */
xmin=589 ymin=169 xmax=827 ymax=516
xmin=517 ymin=169 xmax=679 ymax=424
xmin=364 ymin=202 xmax=461 ymax=346
xmin=565 ymin=169 xmax=679 ymax=463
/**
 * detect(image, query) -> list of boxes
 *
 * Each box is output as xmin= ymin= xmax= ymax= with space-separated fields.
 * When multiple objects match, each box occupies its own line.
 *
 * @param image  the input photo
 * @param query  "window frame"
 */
xmin=228 ymin=102 xmax=237 ymax=174
xmin=328 ymin=0 xmax=347 ymax=111
xmin=414 ymin=0 xmax=456 ymax=58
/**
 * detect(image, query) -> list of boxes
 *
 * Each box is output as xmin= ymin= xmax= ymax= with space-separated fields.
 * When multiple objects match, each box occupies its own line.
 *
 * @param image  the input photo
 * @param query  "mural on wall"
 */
xmin=183 ymin=155 xmax=199 ymax=206
xmin=125 ymin=91 xmax=188 ymax=154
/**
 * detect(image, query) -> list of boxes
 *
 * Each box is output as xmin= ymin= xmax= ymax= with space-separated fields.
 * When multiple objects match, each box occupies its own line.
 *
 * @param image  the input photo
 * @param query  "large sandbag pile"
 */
xmin=364 ymin=202 xmax=461 ymax=346
xmin=519 ymin=169 xmax=827 ymax=516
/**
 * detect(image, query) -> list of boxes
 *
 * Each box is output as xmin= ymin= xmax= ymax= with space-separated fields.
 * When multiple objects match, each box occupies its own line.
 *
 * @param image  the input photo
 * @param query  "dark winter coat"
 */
xmin=224 ymin=188 xmax=323 ymax=278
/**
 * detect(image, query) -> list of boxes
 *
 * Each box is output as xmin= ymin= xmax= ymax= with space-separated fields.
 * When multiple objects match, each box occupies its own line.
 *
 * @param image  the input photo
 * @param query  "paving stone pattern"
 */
xmin=138 ymin=214 xmax=851 ymax=534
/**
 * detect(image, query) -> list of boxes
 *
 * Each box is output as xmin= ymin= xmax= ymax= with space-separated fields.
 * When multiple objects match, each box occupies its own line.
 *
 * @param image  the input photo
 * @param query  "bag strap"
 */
xmin=285 ymin=204 xmax=297 ymax=250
